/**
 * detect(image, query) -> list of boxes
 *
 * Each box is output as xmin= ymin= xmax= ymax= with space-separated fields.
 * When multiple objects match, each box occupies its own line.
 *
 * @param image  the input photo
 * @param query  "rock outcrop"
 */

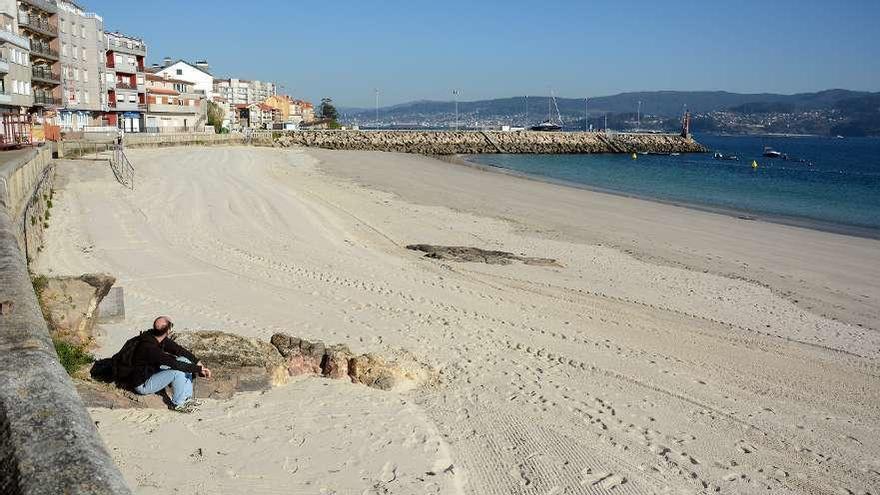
xmin=37 ymin=273 xmax=116 ymax=347
xmin=407 ymin=244 xmax=559 ymax=266
xmin=271 ymin=130 xmax=706 ymax=155
xmin=79 ymin=331 xmax=433 ymax=409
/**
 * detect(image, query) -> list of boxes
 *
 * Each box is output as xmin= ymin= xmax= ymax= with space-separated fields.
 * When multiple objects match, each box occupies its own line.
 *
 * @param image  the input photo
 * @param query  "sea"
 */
xmin=467 ymin=135 xmax=880 ymax=238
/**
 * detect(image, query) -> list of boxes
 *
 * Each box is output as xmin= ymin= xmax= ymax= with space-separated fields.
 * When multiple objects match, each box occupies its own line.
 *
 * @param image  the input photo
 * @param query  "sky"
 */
xmin=86 ymin=0 xmax=880 ymax=107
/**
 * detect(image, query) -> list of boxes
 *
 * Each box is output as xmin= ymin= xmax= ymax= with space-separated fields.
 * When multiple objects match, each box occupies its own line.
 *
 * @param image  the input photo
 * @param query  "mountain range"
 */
xmin=340 ymin=90 xmax=880 ymax=136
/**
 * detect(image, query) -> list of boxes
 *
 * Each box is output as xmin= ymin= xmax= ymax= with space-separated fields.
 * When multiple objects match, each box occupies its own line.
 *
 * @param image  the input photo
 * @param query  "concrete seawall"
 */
xmin=272 ymin=130 xmax=706 ymax=155
xmin=0 ymin=146 xmax=131 ymax=494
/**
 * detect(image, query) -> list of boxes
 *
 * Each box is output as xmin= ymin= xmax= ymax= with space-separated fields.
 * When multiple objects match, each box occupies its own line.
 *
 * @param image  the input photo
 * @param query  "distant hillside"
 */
xmin=339 ymin=89 xmax=880 ymax=136
xmin=344 ymin=89 xmax=874 ymax=121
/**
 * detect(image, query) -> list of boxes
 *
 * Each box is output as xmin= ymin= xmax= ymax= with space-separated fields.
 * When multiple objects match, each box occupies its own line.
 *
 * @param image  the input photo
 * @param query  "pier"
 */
xmin=271 ymin=130 xmax=706 ymax=155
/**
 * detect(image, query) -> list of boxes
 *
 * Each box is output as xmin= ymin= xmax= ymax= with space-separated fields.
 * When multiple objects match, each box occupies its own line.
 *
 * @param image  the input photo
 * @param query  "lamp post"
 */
xmin=584 ymin=98 xmax=589 ymax=132
xmin=637 ymin=100 xmax=642 ymax=132
xmin=374 ymin=88 xmax=379 ymax=126
xmin=453 ymin=89 xmax=459 ymax=131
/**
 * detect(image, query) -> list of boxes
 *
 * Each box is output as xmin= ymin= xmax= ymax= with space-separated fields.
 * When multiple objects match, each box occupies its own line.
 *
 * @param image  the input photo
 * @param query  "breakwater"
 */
xmin=272 ymin=130 xmax=706 ymax=155
xmin=0 ymin=146 xmax=131 ymax=494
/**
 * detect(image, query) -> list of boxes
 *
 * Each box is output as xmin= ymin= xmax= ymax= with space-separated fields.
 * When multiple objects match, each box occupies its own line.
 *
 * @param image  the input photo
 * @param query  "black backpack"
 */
xmin=110 ymin=334 xmax=142 ymax=385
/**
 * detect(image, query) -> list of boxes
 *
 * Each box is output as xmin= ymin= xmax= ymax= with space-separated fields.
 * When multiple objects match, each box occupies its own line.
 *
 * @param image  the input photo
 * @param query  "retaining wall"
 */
xmin=0 ymin=146 xmax=131 ymax=494
xmin=272 ymin=130 xmax=706 ymax=154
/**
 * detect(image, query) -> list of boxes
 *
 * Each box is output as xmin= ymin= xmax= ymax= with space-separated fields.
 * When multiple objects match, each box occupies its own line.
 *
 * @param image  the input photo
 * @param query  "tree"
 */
xmin=207 ymin=100 xmax=225 ymax=133
xmin=320 ymin=97 xmax=339 ymax=122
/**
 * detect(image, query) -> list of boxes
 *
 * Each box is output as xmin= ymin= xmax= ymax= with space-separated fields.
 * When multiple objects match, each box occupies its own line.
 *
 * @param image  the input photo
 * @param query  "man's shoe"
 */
xmin=173 ymin=400 xmax=199 ymax=414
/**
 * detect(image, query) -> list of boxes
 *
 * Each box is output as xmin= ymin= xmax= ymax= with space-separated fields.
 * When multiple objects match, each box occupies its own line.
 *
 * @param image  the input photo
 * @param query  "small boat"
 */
xmin=530 ymin=89 xmax=564 ymax=132
xmin=762 ymin=146 xmax=785 ymax=159
xmin=714 ymin=152 xmax=739 ymax=161
xmin=530 ymin=120 xmax=562 ymax=132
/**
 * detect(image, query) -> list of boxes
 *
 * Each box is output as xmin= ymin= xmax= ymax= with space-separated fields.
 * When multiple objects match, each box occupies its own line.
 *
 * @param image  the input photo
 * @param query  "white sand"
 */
xmin=36 ymin=146 xmax=880 ymax=494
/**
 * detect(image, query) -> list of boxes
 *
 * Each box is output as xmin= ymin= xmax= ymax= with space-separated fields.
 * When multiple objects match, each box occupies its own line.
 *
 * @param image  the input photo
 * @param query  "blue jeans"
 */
xmin=134 ymin=356 xmax=195 ymax=406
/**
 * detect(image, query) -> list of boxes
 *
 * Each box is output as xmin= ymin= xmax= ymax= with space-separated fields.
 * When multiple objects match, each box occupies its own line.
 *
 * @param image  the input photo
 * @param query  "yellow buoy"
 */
xmin=632 ymin=153 xmax=637 ymax=160
xmin=751 ymin=160 xmax=759 ymax=169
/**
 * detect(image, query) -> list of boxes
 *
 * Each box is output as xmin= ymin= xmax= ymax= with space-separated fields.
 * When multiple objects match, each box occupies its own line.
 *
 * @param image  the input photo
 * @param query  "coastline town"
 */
xmin=0 ymin=0 xmax=314 ymax=145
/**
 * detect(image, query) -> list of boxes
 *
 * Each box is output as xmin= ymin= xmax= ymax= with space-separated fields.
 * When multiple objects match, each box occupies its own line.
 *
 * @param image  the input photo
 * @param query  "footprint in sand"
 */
xmin=581 ymin=468 xmax=627 ymax=489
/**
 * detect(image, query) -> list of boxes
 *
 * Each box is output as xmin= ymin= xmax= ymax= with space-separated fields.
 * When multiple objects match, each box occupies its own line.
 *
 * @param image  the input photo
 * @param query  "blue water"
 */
xmin=468 ymin=135 xmax=880 ymax=236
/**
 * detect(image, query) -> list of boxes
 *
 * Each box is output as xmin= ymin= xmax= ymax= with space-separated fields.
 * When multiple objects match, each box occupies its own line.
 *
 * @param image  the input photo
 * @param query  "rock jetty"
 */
xmin=271 ymin=130 xmax=706 ymax=155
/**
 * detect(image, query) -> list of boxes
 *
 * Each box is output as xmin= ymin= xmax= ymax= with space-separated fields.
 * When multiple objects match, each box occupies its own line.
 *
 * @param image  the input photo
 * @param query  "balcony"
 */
xmin=148 ymin=103 xmax=198 ymax=114
xmin=30 ymin=43 xmax=59 ymax=61
xmin=33 ymin=94 xmax=61 ymax=106
xmin=31 ymin=66 xmax=60 ymax=84
xmin=107 ymin=59 xmax=142 ymax=74
xmin=107 ymin=38 xmax=146 ymax=56
xmin=19 ymin=0 xmax=58 ymax=14
xmin=0 ymin=58 xmax=8 ymax=74
xmin=0 ymin=92 xmax=11 ymax=105
xmin=0 ymin=29 xmax=30 ymax=49
xmin=115 ymin=81 xmax=137 ymax=90
xmin=17 ymin=15 xmax=57 ymax=37
xmin=108 ymin=100 xmax=142 ymax=112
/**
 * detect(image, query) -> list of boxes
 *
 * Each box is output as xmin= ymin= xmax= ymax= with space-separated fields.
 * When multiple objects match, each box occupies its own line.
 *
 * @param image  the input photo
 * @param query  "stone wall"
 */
xmin=0 ymin=146 xmax=131 ymax=494
xmin=272 ymin=130 xmax=707 ymax=155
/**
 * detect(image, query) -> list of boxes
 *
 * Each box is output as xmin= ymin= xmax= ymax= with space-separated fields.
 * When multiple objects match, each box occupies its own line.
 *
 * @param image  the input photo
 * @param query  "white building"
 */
xmin=151 ymin=58 xmax=213 ymax=100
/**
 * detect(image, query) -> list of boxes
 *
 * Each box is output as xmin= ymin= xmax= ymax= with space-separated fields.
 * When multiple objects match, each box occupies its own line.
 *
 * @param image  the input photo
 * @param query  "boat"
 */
xmin=762 ymin=146 xmax=786 ymax=159
xmin=530 ymin=90 xmax=564 ymax=132
xmin=713 ymin=152 xmax=739 ymax=161
xmin=530 ymin=120 xmax=562 ymax=132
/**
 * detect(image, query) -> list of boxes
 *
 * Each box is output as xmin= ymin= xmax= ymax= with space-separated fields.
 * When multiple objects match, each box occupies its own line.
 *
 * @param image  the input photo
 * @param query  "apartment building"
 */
xmin=144 ymin=72 xmax=205 ymax=132
xmin=17 ymin=0 xmax=59 ymax=109
xmin=0 ymin=1 xmax=32 ymax=111
xmin=56 ymin=0 xmax=103 ymax=130
xmin=151 ymin=58 xmax=213 ymax=99
xmin=213 ymin=77 xmax=275 ymax=128
xmin=104 ymin=30 xmax=144 ymax=132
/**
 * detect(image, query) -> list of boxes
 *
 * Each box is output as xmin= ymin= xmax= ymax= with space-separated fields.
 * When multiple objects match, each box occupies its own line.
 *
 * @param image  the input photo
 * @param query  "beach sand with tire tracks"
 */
xmin=35 ymin=146 xmax=880 ymax=494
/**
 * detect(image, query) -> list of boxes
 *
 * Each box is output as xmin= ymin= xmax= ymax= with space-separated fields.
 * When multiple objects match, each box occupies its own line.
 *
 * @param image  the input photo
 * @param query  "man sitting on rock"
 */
xmin=114 ymin=316 xmax=212 ymax=413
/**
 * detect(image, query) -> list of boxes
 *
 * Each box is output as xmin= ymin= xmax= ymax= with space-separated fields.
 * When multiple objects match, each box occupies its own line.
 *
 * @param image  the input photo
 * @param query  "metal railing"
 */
xmin=110 ymin=143 xmax=134 ymax=189
xmin=30 ymin=43 xmax=59 ymax=59
xmin=17 ymin=15 xmax=57 ymax=35
xmin=33 ymin=94 xmax=61 ymax=106
xmin=31 ymin=66 xmax=60 ymax=83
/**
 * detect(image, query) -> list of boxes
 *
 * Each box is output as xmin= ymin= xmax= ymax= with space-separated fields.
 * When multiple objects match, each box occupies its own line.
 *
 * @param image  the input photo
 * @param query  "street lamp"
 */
xmin=374 ymin=88 xmax=379 ymax=126
xmin=453 ymin=89 xmax=459 ymax=131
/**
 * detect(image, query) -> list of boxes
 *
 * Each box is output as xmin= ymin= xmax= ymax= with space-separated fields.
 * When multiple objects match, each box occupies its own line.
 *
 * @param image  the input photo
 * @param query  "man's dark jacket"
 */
xmin=118 ymin=332 xmax=201 ymax=388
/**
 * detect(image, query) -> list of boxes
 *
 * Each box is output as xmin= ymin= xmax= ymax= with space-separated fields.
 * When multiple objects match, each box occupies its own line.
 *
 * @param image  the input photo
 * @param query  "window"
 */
xmin=84 ymin=92 xmax=90 ymax=103
xmin=72 ymin=44 xmax=77 ymax=60
xmin=23 ymin=52 xmax=28 ymax=65
xmin=74 ymin=68 xmax=79 ymax=81
xmin=116 ymin=93 xmax=124 ymax=103
xmin=176 ymin=69 xmax=182 ymax=76
xmin=81 ymin=48 xmax=86 ymax=62
xmin=61 ymin=21 xmax=66 ymax=32
xmin=81 ymin=24 xmax=86 ymax=38
xmin=83 ymin=69 xmax=88 ymax=82
xmin=128 ymin=94 xmax=136 ymax=103
xmin=62 ymin=43 xmax=68 ymax=56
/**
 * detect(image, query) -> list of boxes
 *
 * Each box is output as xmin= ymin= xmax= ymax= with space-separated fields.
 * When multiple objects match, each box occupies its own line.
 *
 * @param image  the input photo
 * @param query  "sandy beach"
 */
xmin=35 ymin=146 xmax=880 ymax=494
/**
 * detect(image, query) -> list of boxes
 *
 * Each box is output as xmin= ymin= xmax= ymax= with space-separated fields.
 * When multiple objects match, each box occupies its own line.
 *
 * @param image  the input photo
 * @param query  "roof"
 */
xmin=147 ymin=87 xmax=180 ymax=96
xmin=146 ymin=73 xmax=191 ymax=85
xmin=155 ymin=59 xmax=213 ymax=77
xmin=234 ymin=104 xmax=249 ymax=109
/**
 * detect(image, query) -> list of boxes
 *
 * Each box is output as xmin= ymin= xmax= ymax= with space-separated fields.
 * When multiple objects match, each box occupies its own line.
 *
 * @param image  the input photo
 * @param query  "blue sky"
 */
xmin=88 ymin=0 xmax=879 ymax=107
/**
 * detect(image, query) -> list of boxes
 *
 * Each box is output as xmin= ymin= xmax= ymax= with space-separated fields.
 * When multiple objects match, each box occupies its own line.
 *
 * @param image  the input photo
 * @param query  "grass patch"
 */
xmin=31 ymin=274 xmax=48 ymax=297
xmin=53 ymin=338 xmax=95 ymax=375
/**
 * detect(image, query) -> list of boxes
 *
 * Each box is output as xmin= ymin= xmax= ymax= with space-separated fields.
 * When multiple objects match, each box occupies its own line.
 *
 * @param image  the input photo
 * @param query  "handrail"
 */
xmin=109 ymin=143 xmax=134 ymax=189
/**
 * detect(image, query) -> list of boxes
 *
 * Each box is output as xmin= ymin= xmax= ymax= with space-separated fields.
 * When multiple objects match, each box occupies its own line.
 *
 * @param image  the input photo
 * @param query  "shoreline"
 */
xmin=309 ymin=148 xmax=880 ymax=332
xmin=446 ymin=153 xmax=880 ymax=240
